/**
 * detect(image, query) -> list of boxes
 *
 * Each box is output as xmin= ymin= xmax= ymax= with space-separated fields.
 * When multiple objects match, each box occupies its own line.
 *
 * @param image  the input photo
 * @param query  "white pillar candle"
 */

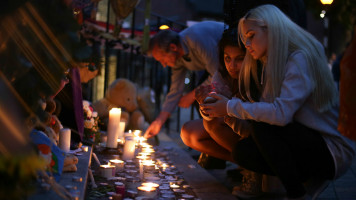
xmin=122 ymin=137 xmax=135 ymax=160
xmin=107 ymin=108 xmax=121 ymax=148
xmin=100 ymin=164 xmax=115 ymax=178
xmin=117 ymin=121 xmax=126 ymax=139
xmin=110 ymin=159 xmax=124 ymax=173
xmin=59 ymin=128 xmax=71 ymax=153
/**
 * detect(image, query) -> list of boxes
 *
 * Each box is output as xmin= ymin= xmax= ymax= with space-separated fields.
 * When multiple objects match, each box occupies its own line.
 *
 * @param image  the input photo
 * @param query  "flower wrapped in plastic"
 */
xmin=83 ymin=100 xmax=101 ymax=144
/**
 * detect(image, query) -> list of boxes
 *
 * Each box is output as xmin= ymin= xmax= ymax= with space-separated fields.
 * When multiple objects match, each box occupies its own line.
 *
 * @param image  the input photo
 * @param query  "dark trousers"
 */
xmin=232 ymin=122 xmax=335 ymax=198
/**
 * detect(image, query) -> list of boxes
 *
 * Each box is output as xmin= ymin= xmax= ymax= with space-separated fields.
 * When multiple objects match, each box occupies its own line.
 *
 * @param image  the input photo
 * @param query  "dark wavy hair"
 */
xmin=217 ymin=28 xmax=245 ymax=95
xmin=218 ymin=27 xmax=261 ymax=101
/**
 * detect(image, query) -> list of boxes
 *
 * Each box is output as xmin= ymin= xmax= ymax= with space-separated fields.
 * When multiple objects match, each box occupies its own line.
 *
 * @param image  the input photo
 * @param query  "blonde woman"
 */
xmin=201 ymin=4 xmax=355 ymax=200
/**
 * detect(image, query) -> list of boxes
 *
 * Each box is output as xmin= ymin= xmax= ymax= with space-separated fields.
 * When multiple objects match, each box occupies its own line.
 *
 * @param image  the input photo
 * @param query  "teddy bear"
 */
xmin=36 ymin=98 xmax=79 ymax=173
xmin=92 ymin=78 xmax=155 ymax=131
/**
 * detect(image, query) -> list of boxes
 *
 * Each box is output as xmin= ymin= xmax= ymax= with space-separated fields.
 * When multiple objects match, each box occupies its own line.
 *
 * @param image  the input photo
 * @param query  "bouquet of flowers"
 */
xmin=83 ymin=100 xmax=101 ymax=144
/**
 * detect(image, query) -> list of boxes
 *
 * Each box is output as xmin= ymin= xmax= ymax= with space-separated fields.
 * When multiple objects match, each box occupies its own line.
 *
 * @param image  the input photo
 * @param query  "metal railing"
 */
xmin=100 ymin=7 xmax=194 ymax=134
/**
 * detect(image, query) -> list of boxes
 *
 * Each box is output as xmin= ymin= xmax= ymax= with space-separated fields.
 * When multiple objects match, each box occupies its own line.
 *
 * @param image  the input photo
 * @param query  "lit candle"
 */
xmin=110 ymin=159 xmax=124 ymax=173
xmin=81 ymin=146 xmax=88 ymax=152
xmin=58 ymin=128 xmax=71 ymax=153
xmin=100 ymin=164 xmax=115 ymax=178
xmin=141 ymin=182 xmax=159 ymax=188
xmin=107 ymin=108 xmax=121 ymax=148
xmin=133 ymin=130 xmax=142 ymax=137
xmin=162 ymin=163 xmax=169 ymax=171
xmin=122 ymin=137 xmax=135 ymax=160
xmin=117 ymin=121 xmax=126 ymax=139
xmin=136 ymin=155 xmax=148 ymax=160
xmin=137 ymin=186 xmax=157 ymax=198
xmin=170 ymin=183 xmax=180 ymax=189
xmin=117 ymin=138 xmax=124 ymax=145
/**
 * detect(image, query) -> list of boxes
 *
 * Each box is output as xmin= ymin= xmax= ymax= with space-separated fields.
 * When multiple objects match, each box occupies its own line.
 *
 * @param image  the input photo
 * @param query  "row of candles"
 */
xmin=95 ymin=108 xmax=196 ymax=199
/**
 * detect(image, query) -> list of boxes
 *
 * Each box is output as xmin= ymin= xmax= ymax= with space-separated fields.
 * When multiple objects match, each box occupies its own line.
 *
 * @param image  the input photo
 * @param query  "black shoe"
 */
xmin=197 ymin=153 xmax=226 ymax=169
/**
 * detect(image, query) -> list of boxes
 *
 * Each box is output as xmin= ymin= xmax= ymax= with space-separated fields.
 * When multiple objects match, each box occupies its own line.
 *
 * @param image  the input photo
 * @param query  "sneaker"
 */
xmin=232 ymin=169 xmax=263 ymax=199
xmin=262 ymin=174 xmax=286 ymax=196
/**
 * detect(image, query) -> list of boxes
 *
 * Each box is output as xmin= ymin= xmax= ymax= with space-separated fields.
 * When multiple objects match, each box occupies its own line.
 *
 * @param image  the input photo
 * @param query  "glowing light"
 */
xmin=320 ymin=0 xmax=333 ymax=4
xmin=320 ymin=10 xmax=326 ymax=18
xmin=159 ymin=25 xmax=170 ymax=30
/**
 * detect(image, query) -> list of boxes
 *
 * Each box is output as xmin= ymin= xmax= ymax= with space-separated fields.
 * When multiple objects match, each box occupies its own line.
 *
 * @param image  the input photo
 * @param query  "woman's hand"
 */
xmin=195 ymin=85 xmax=214 ymax=104
xmin=212 ymin=82 xmax=232 ymax=99
xmin=200 ymin=93 xmax=229 ymax=118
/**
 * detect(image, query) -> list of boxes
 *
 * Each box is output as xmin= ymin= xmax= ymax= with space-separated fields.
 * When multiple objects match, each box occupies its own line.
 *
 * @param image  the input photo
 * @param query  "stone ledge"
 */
xmin=157 ymin=132 xmax=236 ymax=200
xmin=28 ymin=146 xmax=92 ymax=200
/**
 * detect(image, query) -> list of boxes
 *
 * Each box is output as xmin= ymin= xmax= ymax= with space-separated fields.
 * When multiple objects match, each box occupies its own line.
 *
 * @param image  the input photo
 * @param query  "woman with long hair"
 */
xmin=201 ymin=5 xmax=355 ymax=200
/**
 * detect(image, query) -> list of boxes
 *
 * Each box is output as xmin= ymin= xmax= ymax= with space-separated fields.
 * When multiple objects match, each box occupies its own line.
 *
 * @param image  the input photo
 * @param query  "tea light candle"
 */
xmin=114 ymin=182 xmax=125 ymax=197
xmin=122 ymin=137 xmax=135 ymax=160
xmin=158 ymin=185 xmax=170 ymax=190
xmin=100 ymin=164 xmax=115 ymax=178
xmin=170 ymin=183 xmax=180 ymax=189
xmin=81 ymin=146 xmax=88 ymax=152
xmin=136 ymin=155 xmax=148 ymax=160
xmin=181 ymin=194 xmax=195 ymax=199
xmin=142 ymin=148 xmax=155 ymax=153
xmin=141 ymin=182 xmax=159 ymax=188
xmin=137 ymin=137 xmax=147 ymax=146
xmin=160 ymin=194 xmax=176 ymax=200
xmin=142 ymin=160 xmax=156 ymax=171
xmin=117 ymin=138 xmax=124 ymax=145
xmin=125 ymin=176 xmax=140 ymax=191
xmin=134 ymin=129 xmax=142 ymax=135
xmin=107 ymin=108 xmax=121 ymax=148
xmin=137 ymin=186 xmax=157 ymax=198
xmin=172 ymin=188 xmax=185 ymax=196
xmin=144 ymin=176 xmax=161 ymax=183
xmin=59 ymin=128 xmax=71 ymax=153
xmin=124 ymin=164 xmax=135 ymax=170
xmin=110 ymin=159 xmax=124 ymax=173
xmin=125 ymin=169 xmax=138 ymax=176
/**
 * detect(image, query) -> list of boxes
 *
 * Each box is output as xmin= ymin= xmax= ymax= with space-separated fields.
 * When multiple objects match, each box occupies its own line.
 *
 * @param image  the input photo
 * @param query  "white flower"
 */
xmin=92 ymin=111 xmax=98 ymax=118
xmin=83 ymin=100 xmax=90 ymax=108
xmin=86 ymin=109 xmax=92 ymax=119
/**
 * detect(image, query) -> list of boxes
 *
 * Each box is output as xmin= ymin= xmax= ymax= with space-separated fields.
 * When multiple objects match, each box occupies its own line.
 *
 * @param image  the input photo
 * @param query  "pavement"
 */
xmin=162 ymin=107 xmax=356 ymax=200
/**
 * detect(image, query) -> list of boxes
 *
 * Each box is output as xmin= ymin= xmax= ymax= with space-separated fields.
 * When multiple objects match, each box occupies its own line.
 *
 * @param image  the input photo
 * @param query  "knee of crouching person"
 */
xmin=203 ymin=118 xmax=221 ymax=134
xmin=180 ymin=123 xmax=191 ymax=146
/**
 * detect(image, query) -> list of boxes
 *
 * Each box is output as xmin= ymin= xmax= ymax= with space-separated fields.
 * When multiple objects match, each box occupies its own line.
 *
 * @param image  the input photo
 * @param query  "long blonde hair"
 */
xmin=238 ymin=4 xmax=338 ymax=112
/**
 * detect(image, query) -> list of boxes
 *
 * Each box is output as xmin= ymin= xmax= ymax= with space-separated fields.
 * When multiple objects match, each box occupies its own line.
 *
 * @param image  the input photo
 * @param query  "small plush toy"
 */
xmin=43 ymin=98 xmax=63 ymax=145
xmin=93 ymin=78 xmax=155 ymax=131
